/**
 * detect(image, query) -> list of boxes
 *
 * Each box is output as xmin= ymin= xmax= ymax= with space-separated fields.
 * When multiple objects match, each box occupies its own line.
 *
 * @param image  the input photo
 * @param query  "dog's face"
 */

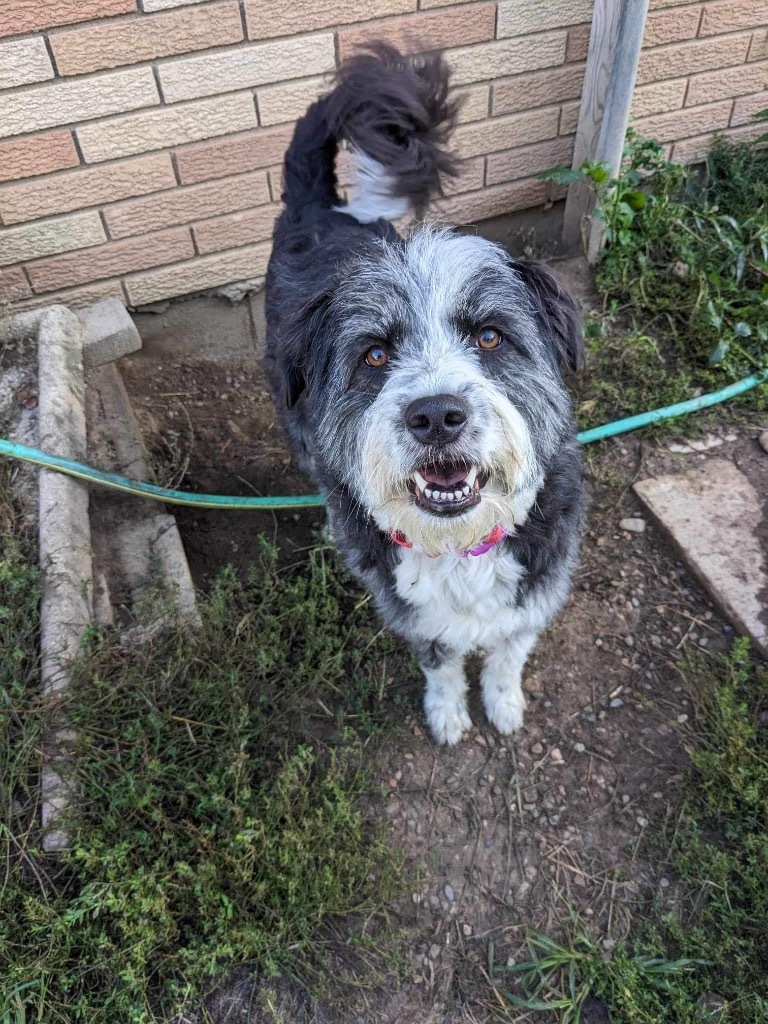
xmin=278 ymin=228 xmax=581 ymax=555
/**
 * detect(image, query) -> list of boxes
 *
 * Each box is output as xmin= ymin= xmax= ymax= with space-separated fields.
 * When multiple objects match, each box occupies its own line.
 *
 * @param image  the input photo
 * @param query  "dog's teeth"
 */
xmin=462 ymin=485 xmax=470 ymax=496
xmin=465 ymin=466 xmax=477 ymax=487
xmin=454 ymin=490 xmax=463 ymax=500
xmin=440 ymin=491 xmax=449 ymax=501
xmin=413 ymin=470 xmax=428 ymax=490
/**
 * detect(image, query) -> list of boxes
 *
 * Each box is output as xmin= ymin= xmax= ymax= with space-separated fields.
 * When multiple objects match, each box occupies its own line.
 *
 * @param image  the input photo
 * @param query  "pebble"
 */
xmin=550 ymin=747 xmax=564 ymax=764
xmin=609 ymin=698 xmax=624 ymax=709
xmin=429 ymin=944 xmax=442 ymax=959
xmin=462 ymin=923 xmax=472 ymax=936
xmin=444 ymin=884 xmax=455 ymax=903
xmin=637 ymin=816 xmax=649 ymax=827
xmin=619 ymin=517 xmax=646 ymax=533
xmin=660 ymin=877 xmax=671 ymax=889
xmin=677 ymin=713 xmax=689 ymax=724
xmin=531 ymin=742 xmax=544 ymax=755
xmin=758 ymin=430 xmax=768 ymax=455
xmin=574 ymin=742 xmax=586 ymax=754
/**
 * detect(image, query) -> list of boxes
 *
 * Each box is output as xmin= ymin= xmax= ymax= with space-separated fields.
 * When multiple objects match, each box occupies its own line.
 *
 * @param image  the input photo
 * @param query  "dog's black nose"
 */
xmin=405 ymin=394 xmax=468 ymax=446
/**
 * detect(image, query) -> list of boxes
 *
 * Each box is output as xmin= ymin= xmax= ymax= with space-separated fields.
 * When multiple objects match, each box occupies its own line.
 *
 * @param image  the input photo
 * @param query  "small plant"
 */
xmin=543 ymin=121 xmax=768 ymax=379
xmin=491 ymin=924 xmax=704 ymax=1024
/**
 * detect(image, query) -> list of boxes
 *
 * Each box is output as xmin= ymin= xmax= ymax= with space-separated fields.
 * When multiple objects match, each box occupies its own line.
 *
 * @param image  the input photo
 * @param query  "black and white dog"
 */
xmin=265 ymin=46 xmax=585 ymax=745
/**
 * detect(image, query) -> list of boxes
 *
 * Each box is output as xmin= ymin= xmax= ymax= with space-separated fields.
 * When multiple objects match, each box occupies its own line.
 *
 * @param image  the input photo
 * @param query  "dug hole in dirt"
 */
xmin=118 ymin=255 xmax=764 ymax=1024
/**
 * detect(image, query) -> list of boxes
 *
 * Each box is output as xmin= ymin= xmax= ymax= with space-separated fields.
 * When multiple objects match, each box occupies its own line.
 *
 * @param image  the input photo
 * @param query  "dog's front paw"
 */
xmin=425 ymin=698 xmax=472 ymax=745
xmin=483 ymin=690 xmax=526 ymax=735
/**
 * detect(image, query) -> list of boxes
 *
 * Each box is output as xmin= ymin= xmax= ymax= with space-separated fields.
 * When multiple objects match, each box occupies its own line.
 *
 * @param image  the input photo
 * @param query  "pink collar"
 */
xmin=388 ymin=524 xmax=508 ymax=558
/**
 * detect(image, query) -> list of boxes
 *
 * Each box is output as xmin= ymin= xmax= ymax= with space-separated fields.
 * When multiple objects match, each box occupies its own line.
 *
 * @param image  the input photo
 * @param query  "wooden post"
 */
xmin=562 ymin=0 xmax=650 ymax=261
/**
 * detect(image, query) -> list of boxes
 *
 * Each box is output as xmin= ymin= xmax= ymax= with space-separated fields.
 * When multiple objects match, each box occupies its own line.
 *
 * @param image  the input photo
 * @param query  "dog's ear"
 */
xmin=270 ymin=290 xmax=332 ymax=409
xmin=514 ymin=260 xmax=584 ymax=373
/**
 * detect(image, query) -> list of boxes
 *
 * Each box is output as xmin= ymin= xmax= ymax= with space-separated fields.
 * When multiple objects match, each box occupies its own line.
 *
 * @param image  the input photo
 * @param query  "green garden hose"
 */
xmin=1 ymin=371 xmax=765 ymax=510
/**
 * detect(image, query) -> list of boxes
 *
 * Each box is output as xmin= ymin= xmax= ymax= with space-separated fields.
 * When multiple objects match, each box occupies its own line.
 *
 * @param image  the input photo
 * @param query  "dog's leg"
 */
xmin=417 ymin=641 xmax=471 ymax=745
xmin=481 ymin=631 xmax=538 ymax=735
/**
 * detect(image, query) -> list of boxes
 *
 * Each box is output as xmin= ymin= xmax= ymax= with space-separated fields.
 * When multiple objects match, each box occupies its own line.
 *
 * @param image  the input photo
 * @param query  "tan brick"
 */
xmin=338 ymin=5 xmax=496 ymax=60
xmin=143 ymin=0 xmax=210 ymax=10
xmin=77 ymin=92 xmax=257 ymax=163
xmin=672 ymin=119 xmax=768 ymax=162
xmin=454 ymin=86 xmax=490 ymax=124
xmin=105 ymin=171 xmax=270 ymax=238
xmin=633 ymin=98 xmax=733 ymax=142
xmin=159 ymin=33 xmax=336 ymax=103
xmin=0 ymin=154 xmax=176 ymax=225
xmin=637 ymin=34 xmax=751 ymax=85
xmin=421 ymin=0 xmax=472 ymax=7
xmin=257 ymin=76 xmax=332 ymax=127
xmin=447 ymin=32 xmax=568 ymax=87
xmin=124 ymin=242 xmax=272 ymax=305
xmin=0 ymin=131 xmax=79 ymax=185
xmin=453 ymin=108 xmax=560 ymax=159
xmin=559 ymin=99 xmax=581 ymax=134
xmin=0 ymin=266 xmax=30 ymax=303
xmin=566 ymin=22 xmax=591 ymax=61
xmin=750 ymin=30 xmax=768 ymax=62
xmin=175 ymin=125 xmax=292 ymax=185
xmin=700 ymin=0 xmax=768 ymax=37
xmin=26 ymin=227 xmax=193 ymax=291
xmin=193 ymin=203 xmax=280 ymax=254
xmin=245 ymin=0 xmax=413 ymax=40
xmin=731 ymin=90 xmax=768 ymax=125
xmin=0 ymin=211 xmax=105 ymax=267
xmin=267 ymin=166 xmax=283 ymax=202
xmin=0 ymin=0 xmax=135 ymax=38
xmin=0 ymin=37 xmax=53 ymax=89
xmin=441 ymin=156 xmax=486 ymax=195
xmin=498 ymin=0 xmax=593 ymax=38
xmin=492 ymin=64 xmax=584 ymax=115
xmin=432 ymin=177 xmax=564 ymax=224
xmin=0 ymin=67 xmax=157 ymax=140
xmin=631 ymin=78 xmax=687 ymax=118
xmin=13 ymin=278 xmax=125 ymax=311
xmin=51 ymin=1 xmax=243 ymax=76
xmin=486 ymin=135 xmax=575 ymax=185
xmin=643 ymin=5 xmax=701 ymax=47
xmin=686 ymin=61 xmax=768 ymax=107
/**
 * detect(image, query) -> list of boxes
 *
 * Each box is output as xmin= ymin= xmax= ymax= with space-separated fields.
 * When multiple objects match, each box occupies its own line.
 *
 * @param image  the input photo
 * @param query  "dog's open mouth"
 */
xmin=407 ymin=464 xmax=486 ymax=517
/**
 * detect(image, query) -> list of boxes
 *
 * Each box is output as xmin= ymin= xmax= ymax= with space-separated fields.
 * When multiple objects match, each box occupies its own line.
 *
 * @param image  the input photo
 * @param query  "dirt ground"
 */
xmin=119 ymin=283 xmax=768 ymax=1023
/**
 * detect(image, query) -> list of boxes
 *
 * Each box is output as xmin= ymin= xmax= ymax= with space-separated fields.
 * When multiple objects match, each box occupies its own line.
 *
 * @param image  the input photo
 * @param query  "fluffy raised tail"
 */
xmin=280 ymin=44 xmax=457 ymax=225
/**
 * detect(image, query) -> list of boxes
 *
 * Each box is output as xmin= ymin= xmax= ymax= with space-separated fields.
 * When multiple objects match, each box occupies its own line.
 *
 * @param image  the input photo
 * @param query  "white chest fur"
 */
xmin=394 ymin=546 xmax=542 ymax=653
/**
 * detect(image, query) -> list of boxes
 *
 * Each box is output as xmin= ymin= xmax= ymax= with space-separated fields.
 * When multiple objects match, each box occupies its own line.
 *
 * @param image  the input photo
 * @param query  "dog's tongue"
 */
xmin=422 ymin=466 xmax=467 ymax=487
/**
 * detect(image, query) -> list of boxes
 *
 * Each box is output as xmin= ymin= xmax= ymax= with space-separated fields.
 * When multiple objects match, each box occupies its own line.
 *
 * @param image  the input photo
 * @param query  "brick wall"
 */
xmin=0 ymin=0 xmax=766 ymax=311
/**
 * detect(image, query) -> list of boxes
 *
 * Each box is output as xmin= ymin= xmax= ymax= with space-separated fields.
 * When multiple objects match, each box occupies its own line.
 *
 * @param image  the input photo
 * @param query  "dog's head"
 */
xmin=274 ymin=228 xmax=582 ymax=555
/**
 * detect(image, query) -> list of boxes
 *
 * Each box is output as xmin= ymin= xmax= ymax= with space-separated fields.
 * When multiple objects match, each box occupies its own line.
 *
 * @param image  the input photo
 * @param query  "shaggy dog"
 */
xmin=265 ymin=46 xmax=585 ymax=745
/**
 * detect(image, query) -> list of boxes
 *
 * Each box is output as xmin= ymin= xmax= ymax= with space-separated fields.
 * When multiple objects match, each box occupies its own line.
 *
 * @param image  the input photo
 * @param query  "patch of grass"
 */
xmin=492 ymin=639 xmax=768 ymax=1023
xmin=1 ymin=491 xmax=411 ymax=1022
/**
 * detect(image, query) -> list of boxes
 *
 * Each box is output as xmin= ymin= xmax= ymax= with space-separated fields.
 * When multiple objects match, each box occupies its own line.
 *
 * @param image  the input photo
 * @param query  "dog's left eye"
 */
xmin=365 ymin=345 xmax=389 ymax=367
xmin=476 ymin=327 xmax=503 ymax=350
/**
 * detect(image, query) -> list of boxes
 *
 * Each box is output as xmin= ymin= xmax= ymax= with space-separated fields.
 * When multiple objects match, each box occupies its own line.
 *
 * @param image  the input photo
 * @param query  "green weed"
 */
xmin=491 ymin=925 xmax=703 ymax=1023
xmin=1 ymin=490 xmax=410 ymax=1022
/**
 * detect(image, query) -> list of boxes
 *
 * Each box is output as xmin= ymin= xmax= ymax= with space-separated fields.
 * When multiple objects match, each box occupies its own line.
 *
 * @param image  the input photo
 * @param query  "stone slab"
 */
xmin=79 ymin=296 xmax=142 ymax=367
xmin=634 ymin=459 xmax=768 ymax=657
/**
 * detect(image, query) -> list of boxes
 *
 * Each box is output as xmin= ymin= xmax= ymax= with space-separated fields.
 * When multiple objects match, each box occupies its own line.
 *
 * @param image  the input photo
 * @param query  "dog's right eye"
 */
xmin=365 ymin=346 xmax=389 ymax=367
